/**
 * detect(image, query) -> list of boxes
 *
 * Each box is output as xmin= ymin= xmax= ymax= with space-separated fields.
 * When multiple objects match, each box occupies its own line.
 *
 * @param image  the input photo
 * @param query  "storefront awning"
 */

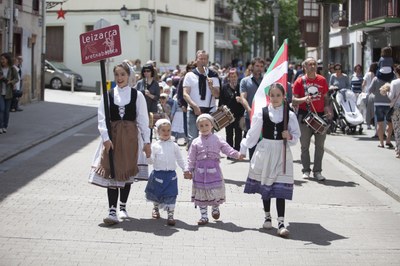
xmin=215 ymin=39 xmax=233 ymax=49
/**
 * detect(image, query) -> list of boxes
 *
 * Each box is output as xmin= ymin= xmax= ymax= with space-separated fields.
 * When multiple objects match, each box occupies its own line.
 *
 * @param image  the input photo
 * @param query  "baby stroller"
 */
xmin=329 ymin=88 xmax=364 ymax=134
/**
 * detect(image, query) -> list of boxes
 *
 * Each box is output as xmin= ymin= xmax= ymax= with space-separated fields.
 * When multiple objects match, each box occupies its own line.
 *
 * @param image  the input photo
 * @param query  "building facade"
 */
xmin=299 ymin=0 xmax=400 ymax=75
xmin=46 ymin=0 xmax=217 ymax=87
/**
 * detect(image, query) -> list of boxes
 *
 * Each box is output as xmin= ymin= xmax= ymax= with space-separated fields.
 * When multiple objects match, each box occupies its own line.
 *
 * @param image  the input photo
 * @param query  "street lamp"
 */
xmin=272 ymin=0 xmax=280 ymax=53
xmin=120 ymin=5 xmax=129 ymax=25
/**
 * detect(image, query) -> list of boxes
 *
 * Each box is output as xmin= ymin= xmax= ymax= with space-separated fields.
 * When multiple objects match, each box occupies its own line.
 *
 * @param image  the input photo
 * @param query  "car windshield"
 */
xmin=50 ymin=61 xmax=71 ymax=71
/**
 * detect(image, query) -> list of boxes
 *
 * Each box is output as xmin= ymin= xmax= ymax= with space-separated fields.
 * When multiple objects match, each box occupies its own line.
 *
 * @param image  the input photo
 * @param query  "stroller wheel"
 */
xmin=358 ymin=127 xmax=363 ymax=134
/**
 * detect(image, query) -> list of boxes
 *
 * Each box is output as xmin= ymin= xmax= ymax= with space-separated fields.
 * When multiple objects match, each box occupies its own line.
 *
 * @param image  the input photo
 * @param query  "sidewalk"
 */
xmin=0 ymin=89 xmax=100 ymax=163
xmin=1 ymin=89 xmax=399 ymax=202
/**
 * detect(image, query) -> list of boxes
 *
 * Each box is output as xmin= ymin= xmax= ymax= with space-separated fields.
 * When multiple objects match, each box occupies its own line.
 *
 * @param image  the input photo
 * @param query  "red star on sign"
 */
xmin=57 ymin=8 xmax=66 ymax=20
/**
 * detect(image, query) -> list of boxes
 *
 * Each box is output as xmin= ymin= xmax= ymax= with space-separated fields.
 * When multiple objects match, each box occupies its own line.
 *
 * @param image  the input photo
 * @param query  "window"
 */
xmin=85 ymin=25 xmax=94 ymax=32
xmin=306 ymin=22 xmax=318 ymax=32
xmin=32 ymin=0 xmax=39 ymax=12
xmin=196 ymin=32 xmax=204 ymax=52
xmin=46 ymin=26 xmax=64 ymax=61
xmin=179 ymin=31 xmax=188 ymax=65
xmin=160 ymin=27 xmax=170 ymax=63
xmin=303 ymin=0 xmax=319 ymax=17
xmin=14 ymin=0 xmax=22 ymax=6
xmin=215 ymin=26 xmax=224 ymax=34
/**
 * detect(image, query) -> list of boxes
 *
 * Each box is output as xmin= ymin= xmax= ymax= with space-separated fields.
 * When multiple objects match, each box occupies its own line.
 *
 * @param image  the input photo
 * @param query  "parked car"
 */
xmin=44 ymin=60 xmax=83 ymax=90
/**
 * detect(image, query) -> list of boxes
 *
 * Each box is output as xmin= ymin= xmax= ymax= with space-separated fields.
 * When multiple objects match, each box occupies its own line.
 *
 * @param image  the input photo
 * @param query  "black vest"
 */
xmin=261 ymin=106 xmax=288 ymax=140
xmin=109 ymin=88 xmax=137 ymax=121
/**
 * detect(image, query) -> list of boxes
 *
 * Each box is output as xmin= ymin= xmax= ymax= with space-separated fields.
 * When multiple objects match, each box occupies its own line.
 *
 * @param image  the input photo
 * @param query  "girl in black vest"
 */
xmin=240 ymin=83 xmax=301 ymax=237
xmin=89 ymin=62 xmax=151 ymax=225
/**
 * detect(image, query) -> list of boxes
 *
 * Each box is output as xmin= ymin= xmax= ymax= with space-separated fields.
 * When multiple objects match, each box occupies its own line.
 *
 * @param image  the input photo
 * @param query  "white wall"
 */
xmin=46 ymin=0 xmax=215 ymax=87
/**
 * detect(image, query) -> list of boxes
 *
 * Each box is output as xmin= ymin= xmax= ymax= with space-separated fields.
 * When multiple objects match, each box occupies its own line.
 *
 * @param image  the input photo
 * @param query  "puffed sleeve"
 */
xmin=287 ymin=111 xmax=301 ymax=146
xmin=240 ymin=111 xmax=263 ymax=154
xmin=136 ymin=91 xmax=150 ymax=143
xmin=174 ymin=143 xmax=187 ymax=171
xmin=98 ymin=95 xmax=109 ymax=142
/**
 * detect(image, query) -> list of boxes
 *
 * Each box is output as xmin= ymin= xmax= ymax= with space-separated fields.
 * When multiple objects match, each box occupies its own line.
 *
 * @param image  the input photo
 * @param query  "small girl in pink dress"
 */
xmin=187 ymin=114 xmax=245 ymax=225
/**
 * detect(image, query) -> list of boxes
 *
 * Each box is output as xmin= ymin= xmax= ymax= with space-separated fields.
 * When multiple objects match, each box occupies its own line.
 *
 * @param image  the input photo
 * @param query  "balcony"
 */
xmin=331 ymin=11 xmax=348 ymax=28
xmin=215 ymin=4 xmax=233 ymax=20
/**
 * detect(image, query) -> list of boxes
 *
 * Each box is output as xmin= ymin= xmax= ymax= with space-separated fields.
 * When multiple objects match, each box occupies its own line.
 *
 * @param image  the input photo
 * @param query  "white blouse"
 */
xmin=240 ymin=105 xmax=301 ymax=155
xmin=147 ymin=139 xmax=187 ymax=171
xmin=98 ymin=86 xmax=150 ymax=143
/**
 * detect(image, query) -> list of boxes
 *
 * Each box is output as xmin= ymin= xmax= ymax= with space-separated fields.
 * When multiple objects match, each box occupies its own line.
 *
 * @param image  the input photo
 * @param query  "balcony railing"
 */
xmin=215 ymin=4 xmax=233 ymax=20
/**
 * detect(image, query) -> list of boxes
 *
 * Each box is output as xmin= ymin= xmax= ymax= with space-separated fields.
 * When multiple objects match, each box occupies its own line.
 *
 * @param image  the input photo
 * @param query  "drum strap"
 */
xmin=302 ymin=76 xmax=311 ymax=113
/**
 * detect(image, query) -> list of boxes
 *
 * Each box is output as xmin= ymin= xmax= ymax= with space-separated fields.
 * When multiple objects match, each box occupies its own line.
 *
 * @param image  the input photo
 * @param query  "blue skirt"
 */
xmin=145 ymin=170 xmax=178 ymax=207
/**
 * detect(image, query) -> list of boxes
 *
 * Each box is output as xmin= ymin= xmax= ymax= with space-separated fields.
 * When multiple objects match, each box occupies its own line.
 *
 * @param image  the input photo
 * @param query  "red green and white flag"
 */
xmin=250 ymin=39 xmax=288 ymax=122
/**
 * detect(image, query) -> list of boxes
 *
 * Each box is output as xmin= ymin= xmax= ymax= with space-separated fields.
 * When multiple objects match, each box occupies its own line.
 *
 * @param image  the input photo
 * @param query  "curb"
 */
xmin=324 ymin=145 xmax=400 ymax=203
xmin=0 ymin=114 xmax=97 ymax=164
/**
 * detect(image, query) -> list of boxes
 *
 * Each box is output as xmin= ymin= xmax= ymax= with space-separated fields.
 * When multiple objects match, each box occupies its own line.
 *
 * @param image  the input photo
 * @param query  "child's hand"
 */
xmin=282 ymin=130 xmax=292 ymax=140
xmin=143 ymin=143 xmax=151 ymax=158
xmin=103 ymin=140 xmax=113 ymax=153
xmin=183 ymin=171 xmax=192 ymax=180
xmin=238 ymin=154 xmax=246 ymax=160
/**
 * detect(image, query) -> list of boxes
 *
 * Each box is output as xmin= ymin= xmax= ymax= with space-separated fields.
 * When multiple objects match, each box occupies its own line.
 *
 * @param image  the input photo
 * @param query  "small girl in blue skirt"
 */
xmin=145 ymin=119 xmax=191 ymax=226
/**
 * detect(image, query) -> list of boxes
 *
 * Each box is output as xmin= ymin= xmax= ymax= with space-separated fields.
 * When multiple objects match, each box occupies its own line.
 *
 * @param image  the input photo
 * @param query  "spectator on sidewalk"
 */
xmin=240 ymin=83 xmax=300 ymax=237
xmin=350 ymin=64 xmax=363 ymax=95
xmin=329 ymin=63 xmax=350 ymax=90
xmin=369 ymin=76 xmax=394 ymax=149
xmin=89 ymin=62 xmax=151 ymax=225
xmin=292 ymin=57 xmax=331 ymax=181
xmin=10 ymin=55 xmax=23 ymax=112
xmin=0 ymin=53 xmax=19 ymax=134
xmin=186 ymin=114 xmax=244 ymax=225
xmin=363 ymin=62 xmax=378 ymax=129
xmin=388 ymin=65 xmax=400 ymax=158
xmin=145 ymin=119 xmax=190 ymax=226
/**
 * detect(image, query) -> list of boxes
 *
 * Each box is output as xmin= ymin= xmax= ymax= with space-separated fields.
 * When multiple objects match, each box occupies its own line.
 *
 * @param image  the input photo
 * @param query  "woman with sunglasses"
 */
xmin=329 ymin=63 xmax=350 ymax=91
xmin=136 ymin=63 xmax=160 ymax=141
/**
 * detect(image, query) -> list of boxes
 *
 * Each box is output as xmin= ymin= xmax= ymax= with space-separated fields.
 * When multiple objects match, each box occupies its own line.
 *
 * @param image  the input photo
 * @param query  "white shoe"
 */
xmin=277 ymin=227 xmax=290 ymax=237
xmin=302 ymin=171 xmax=310 ymax=178
xmin=314 ymin=172 xmax=326 ymax=181
xmin=2 ymin=128 xmax=6 ymax=133
xmin=263 ymin=218 xmax=272 ymax=229
xmin=103 ymin=213 xmax=119 ymax=225
xmin=119 ymin=209 xmax=129 ymax=219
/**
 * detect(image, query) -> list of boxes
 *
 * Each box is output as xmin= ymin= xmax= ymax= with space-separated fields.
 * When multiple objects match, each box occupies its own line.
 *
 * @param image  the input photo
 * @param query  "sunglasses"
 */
xmin=143 ymin=69 xmax=152 ymax=73
xmin=335 ymin=68 xmax=341 ymax=70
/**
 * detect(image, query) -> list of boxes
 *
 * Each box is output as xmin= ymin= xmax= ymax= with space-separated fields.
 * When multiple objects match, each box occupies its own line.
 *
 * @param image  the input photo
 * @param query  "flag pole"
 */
xmin=283 ymin=99 xmax=288 ymax=174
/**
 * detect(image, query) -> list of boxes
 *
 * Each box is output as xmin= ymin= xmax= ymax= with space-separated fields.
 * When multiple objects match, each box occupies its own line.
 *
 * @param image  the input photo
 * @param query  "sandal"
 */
xmin=197 ymin=217 xmax=209 ymax=225
xmin=385 ymin=143 xmax=394 ymax=149
xmin=378 ymin=144 xmax=384 ymax=148
xmin=152 ymin=208 xmax=160 ymax=219
xmin=211 ymin=209 xmax=220 ymax=220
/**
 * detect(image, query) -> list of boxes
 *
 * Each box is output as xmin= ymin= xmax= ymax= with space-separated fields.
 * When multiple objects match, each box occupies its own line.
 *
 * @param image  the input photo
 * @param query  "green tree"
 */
xmin=227 ymin=0 xmax=304 ymax=60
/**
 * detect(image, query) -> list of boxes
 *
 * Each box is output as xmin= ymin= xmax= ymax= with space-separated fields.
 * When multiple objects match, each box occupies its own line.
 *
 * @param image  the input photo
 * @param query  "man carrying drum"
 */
xmin=292 ymin=57 xmax=332 ymax=181
xmin=183 ymin=50 xmax=220 ymax=149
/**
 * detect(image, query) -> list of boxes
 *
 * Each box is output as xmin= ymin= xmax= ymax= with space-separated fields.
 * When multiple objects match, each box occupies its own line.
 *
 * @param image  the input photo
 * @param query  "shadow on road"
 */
xmin=303 ymin=177 xmax=359 ymax=187
xmin=0 ymin=121 xmax=98 ymax=203
xmin=286 ymin=222 xmax=348 ymax=245
xmin=99 ymin=218 xmax=258 ymax=236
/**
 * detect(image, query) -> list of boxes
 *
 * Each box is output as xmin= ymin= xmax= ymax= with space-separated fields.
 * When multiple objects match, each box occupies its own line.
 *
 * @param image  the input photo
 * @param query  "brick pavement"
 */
xmin=0 ymin=90 xmax=400 ymax=265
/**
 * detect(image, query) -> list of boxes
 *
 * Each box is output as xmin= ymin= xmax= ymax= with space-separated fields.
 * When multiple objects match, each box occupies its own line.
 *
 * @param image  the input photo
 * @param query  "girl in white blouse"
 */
xmin=240 ymin=83 xmax=301 ymax=237
xmin=145 ymin=119 xmax=191 ymax=226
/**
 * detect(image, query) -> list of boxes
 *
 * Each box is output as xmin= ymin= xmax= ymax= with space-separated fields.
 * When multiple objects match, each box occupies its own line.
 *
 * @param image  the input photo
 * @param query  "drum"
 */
xmin=211 ymin=105 xmax=235 ymax=131
xmin=303 ymin=112 xmax=328 ymax=134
